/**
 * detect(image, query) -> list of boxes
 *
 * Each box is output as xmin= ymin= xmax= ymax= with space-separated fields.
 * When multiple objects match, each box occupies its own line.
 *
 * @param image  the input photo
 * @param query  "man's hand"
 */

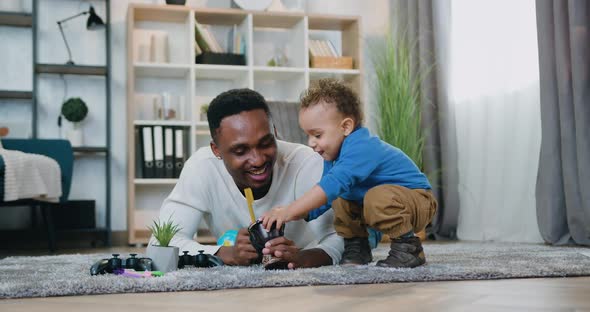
xmin=260 ymin=206 xmax=291 ymax=231
xmin=262 ymin=236 xmax=333 ymax=269
xmin=215 ymin=228 xmax=258 ymax=266
xmin=262 ymin=236 xmax=300 ymax=269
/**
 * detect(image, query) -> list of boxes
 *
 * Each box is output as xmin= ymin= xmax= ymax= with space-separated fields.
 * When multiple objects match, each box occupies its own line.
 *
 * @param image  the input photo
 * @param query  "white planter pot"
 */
xmin=146 ymin=245 xmax=179 ymax=273
xmin=67 ymin=128 xmax=83 ymax=147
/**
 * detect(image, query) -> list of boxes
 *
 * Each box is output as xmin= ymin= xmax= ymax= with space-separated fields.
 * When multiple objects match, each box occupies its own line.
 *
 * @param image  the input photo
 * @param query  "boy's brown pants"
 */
xmin=332 ymin=185 xmax=438 ymax=239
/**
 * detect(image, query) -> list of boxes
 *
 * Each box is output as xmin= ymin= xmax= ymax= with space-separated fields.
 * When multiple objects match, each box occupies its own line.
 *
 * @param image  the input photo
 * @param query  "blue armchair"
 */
xmin=0 ymin=139 xmax=74 ymax=252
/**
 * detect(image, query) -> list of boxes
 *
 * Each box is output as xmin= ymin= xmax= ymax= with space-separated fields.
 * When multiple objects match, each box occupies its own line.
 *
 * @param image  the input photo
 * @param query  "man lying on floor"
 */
xmin=149 ymin=88 xmax=344 ymax=268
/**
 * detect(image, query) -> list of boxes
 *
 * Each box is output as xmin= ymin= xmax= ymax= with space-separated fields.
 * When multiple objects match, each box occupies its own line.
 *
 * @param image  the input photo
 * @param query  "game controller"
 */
xmin=90 ymin=253 xmax=153 ymax=275
xmin=248 ymin=220 xmax=289 ymax=270
xmin=177 ymin=250 xmax=224 ymax=268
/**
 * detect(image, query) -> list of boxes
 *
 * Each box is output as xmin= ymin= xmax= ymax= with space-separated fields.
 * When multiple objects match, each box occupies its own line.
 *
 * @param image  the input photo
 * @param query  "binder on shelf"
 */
xmin=140 ymin=126 xmax=155 ymax=178
xmin=153 ymin=126 xmax=165 ymax=178
xmin=164 ymin=127 xmax=175 ymax=179
xmin=134 ymin=126 xmax=143 ymax=178
xmin=174 ymin=127 xmax=187 ymax=178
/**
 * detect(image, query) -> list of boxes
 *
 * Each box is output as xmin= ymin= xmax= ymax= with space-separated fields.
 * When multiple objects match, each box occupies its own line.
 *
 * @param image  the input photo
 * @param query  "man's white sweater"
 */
xmin=150 ymin=140 xmax=344 ymax=264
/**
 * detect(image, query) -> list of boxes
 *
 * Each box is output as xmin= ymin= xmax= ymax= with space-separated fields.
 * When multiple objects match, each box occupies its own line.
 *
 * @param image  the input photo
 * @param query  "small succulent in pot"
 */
xmin=148 ymin=217 xmax=182 ymax=247
xmin=146 ymin=217 xmax=182 ymax=273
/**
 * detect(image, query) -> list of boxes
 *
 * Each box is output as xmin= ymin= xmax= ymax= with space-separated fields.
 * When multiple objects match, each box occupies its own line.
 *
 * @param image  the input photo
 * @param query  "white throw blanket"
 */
xmin=0 ymin=149 xmax=62 ymax=203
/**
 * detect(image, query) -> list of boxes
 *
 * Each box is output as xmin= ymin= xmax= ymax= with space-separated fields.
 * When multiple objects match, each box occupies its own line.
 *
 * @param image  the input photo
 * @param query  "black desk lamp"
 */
xmin=57 ymin=6 xmax=105 ymax=65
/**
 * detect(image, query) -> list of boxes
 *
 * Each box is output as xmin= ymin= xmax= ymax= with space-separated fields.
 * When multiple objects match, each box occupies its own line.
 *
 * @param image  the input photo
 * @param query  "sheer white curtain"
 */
xmin=446 ymin=0 xmax=543 ymax=242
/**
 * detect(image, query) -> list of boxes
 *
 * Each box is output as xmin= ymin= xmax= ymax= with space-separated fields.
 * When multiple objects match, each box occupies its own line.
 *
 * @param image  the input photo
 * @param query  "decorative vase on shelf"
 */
xmin=67 ymin=124 xmax=83 ymax=147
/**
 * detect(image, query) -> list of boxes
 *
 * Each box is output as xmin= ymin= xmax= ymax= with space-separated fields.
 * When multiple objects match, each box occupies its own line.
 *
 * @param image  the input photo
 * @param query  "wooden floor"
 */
xmin=1 ymin=247 xmax=590 ymax=311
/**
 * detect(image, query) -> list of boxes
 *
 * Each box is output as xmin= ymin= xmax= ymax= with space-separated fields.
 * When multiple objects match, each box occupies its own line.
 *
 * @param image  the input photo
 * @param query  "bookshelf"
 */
xmin=126 ymin=4 xmax=362 ymax=245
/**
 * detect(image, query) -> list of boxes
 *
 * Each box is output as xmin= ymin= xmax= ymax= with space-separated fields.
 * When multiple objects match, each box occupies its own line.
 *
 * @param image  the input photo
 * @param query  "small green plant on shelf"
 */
xmin=61 ymin=97 xmax=88 ymax=126
xmin=200 ymin=104 xmax=209 ymax=121
xmin=61 ymin=97 xmax=89 ymax=146
xmin=147 ymin=217 xmax=182 ymax=247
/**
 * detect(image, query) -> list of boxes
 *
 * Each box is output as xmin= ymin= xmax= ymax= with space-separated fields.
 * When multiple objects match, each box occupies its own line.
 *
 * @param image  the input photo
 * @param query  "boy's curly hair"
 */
xmin=300 ymin=78 xmax=363 ymax=127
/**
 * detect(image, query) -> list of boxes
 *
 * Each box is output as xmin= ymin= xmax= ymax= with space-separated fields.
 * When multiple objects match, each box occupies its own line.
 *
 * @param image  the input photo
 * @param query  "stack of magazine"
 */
xmin=308 ymin=39 xmax=339 ymax=57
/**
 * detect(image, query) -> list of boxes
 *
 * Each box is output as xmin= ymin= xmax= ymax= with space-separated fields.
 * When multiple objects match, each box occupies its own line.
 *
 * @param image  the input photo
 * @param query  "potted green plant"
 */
xmin=61 ymin=97 xmax=88 ymax=146
xmin=371 ymin=32 xmax=434 ymax=241
xmin=371 ymin=32 xmax=428 ymax=171
xmin=200 ymin=104 xmax=209 ymax=122
xmin=146 ymin=217 xmax=181 ymax=273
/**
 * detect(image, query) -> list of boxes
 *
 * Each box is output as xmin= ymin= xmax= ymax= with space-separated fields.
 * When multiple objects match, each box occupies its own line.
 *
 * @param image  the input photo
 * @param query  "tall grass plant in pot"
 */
xmin=146 ymin=218 xmax=181 ymax=273
xmin=371 ymin=32 xmax=433 ymax=241
xmin=372 ymin=32 xmax=428 ymax=168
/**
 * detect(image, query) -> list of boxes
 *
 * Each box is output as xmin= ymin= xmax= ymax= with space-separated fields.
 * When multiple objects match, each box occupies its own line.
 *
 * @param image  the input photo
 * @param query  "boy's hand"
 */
xmin=261 ymin=206 xmax=291 ymax=231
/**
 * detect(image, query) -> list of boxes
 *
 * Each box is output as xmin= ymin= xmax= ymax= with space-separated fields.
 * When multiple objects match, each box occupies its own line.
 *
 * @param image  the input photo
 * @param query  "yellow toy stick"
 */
xmin=244 ymin=188 xmax=256 ymax=223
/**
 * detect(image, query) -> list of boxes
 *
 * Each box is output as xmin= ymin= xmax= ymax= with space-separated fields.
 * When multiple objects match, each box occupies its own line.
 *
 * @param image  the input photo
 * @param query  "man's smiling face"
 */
xmin=210 ymin=109 xmax=277 ymax=198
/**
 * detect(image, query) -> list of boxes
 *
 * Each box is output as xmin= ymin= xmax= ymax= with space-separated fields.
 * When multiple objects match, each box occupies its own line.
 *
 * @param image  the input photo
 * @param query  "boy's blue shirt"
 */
xmin=307 ymin=127 xmax=431 ymax=221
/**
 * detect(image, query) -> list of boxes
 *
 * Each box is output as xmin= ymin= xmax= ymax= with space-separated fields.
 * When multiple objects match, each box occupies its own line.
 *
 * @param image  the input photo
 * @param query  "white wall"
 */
xmin=0 ymin=0 xmax=545 ymax=243
xmin=0 ymin=0 xmax=390 ymax=232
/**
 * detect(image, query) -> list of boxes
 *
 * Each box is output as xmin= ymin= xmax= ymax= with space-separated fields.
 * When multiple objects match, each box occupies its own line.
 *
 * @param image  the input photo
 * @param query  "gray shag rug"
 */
xmin=1 ymin=241 xmax=589 ymax=299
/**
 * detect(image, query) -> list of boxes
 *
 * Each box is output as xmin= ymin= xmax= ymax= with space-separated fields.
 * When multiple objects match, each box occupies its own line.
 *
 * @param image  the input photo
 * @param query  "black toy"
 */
xmin=178 ymin=250 xmax=224 ymax=268
xmin=90 ymin=253 xmax=153 ymax=275
xmin=248 ymin=220 xmax=289 ymax=270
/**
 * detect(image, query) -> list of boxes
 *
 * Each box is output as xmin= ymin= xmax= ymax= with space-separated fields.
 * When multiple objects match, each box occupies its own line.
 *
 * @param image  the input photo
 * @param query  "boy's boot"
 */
xmin=376 ymin=236 xmax=425 ymax=268
xmin=340 ymin=237 xmax=373 ymax=265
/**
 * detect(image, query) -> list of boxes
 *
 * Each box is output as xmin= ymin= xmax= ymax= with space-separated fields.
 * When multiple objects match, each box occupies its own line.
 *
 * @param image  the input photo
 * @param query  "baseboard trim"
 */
xmin=0 ymin=229 xmax=131 ymax=250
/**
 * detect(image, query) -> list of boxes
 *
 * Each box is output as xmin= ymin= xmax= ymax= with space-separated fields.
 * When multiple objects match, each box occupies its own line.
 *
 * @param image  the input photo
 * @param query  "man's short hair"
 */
xmin=207 ymin=88 xmax=271 ymax=141
xmin=300 ymin=78 xmax=363 ymax=127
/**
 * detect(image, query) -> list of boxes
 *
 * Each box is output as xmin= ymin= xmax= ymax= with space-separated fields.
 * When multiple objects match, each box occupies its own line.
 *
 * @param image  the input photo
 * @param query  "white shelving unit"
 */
xmin=126 ymin=4 xmax=362 ymax=244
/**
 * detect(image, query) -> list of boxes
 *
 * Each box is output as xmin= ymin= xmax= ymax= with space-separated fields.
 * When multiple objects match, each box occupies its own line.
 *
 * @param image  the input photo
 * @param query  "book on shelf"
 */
xmin=326 ymin=40 xmax=339 ymax=57
xmin=309 ymin=39 xmax=338 ymax=57
xmin=195 ymin=40 xmax=203 ymax=56
xmin=227 ymin=24 xmax=235 ymax=54
xmin=150 ymin=32 xmax=169 ymax=63
xmin=228 ymin=24 xmax=245 ymax=55
xmin=195 ymin=22 xmax=223 ymax=53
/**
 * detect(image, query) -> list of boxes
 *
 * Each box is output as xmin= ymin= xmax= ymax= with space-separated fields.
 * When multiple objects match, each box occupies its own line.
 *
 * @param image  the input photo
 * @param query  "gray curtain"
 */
xmin=392 ymin=0 xmax=460 ymax=239
xmin=536 ymin=0 xmax=590 ymax=246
